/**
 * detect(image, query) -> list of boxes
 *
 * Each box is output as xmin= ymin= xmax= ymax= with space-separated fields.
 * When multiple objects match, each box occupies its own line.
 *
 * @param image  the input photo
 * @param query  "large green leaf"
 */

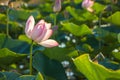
xmin=33 ymin=52 xmax=67 ymax=80
xmin=104 ymin=12 xmax=120 ymax=26
xmin=73 ymin=54 xmax=120 ymax=80
xmin=61 ymin=22 xmax=92 ymax=36
xmin=43 ymin=47 xmax=78 ymax=61
xmin=0 ymin=48 xmax=27 ymax=65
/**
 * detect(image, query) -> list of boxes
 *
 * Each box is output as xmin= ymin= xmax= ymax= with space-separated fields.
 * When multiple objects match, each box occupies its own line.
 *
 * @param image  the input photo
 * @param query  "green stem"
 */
xmin=53 ymin=13 xmax=58 ymax=39
xmin=98 ymin=12 xmax=103 ymax=49
xmin=6 ymin=7 xmax=9 ymax=37
xmin=54 ymin=13 xmax=58 ymax=26
xmin=30 ymin=40 xmax=34 ymax=75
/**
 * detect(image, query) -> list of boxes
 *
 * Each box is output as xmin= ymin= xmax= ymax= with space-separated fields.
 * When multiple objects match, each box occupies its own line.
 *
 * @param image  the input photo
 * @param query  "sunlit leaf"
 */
xmin=61 ymin=22 xmax=92 ymax=36
xmin=104 ymin=12 xmax=120 ymax=26
xmin=73 ymin=54 xmax=120 ymax=80
xmin=93 ymin=2 xmax=105 ymax=14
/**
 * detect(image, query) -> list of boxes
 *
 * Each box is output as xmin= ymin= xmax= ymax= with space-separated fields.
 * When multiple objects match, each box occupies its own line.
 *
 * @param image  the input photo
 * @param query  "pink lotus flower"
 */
xmin=82 ymin=0 xmax=94 ymax=12
xmin=53 ymin=0 xmax=61 ymax=12
xmin=25 ymin=16 xmax=59 ymax=48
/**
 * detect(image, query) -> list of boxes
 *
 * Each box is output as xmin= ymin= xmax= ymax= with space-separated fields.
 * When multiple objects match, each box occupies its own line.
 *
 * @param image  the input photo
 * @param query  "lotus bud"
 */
xmin=53 ymin=0 xmax=61 ymax=12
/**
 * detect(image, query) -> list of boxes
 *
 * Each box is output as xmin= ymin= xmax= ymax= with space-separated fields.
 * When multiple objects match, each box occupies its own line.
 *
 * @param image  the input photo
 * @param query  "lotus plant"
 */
xmin=82 ymin=0 xmax=94 ymax=12
xmin=25 ymin=16 xmax=59 ymax=48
